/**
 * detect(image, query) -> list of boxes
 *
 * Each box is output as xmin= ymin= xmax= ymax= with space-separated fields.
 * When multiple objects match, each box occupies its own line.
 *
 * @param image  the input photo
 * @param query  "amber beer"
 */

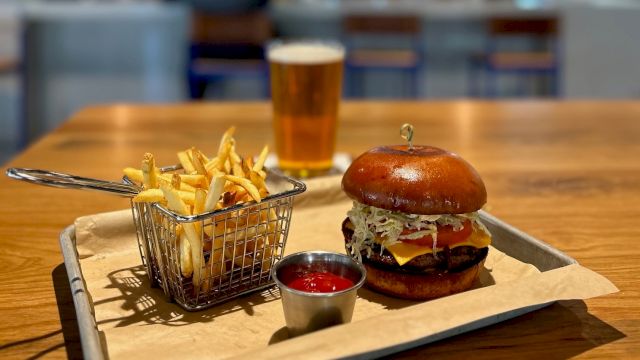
xmin=268 ymin=42 xmax=344 ymax=177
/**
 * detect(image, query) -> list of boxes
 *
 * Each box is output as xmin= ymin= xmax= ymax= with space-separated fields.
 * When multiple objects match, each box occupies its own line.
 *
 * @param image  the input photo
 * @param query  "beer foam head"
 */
xmin=268 ymin=42 xmax=344 ymax=64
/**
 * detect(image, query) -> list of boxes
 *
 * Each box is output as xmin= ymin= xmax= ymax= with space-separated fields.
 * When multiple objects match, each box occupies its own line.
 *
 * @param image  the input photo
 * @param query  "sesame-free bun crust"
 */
xmin=362 ymin=255 xmax=486 ymax=300
xmin=342 ymin=145 xmax=486 ymax=215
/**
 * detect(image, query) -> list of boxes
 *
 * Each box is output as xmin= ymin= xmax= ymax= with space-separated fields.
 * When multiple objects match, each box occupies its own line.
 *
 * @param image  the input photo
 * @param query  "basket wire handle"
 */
xmin=6 ymin=168 xmax=138 ymax=197
xmin=400 ymin=123 xmax=414 ymax=150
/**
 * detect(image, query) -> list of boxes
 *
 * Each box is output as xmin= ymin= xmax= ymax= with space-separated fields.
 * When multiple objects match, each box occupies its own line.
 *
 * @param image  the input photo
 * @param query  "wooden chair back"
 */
xmin=343 ymin=15 xmax=421 ymax=35
xmin=191 ymin=11 xmax=272 ymax=46
xmin=488 ymin=18 xmax=558 ymax=37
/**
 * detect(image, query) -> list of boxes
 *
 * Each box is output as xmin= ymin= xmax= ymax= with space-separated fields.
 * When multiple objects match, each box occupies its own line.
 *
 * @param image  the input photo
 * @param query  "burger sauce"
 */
xmin=286 ymin=271 xmax=354 ymax=293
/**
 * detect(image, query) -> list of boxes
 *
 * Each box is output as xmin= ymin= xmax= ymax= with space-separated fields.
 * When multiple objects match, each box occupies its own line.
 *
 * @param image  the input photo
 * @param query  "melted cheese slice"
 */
xmin=385 ymin=228 xmax=492 ymax=266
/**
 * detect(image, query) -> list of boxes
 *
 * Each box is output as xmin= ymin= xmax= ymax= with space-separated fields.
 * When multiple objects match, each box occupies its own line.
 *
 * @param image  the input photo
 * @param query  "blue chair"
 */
xmin=342 ymin=15 xmax=424 ymax=98
xmin=188 ymin=11 xmax=271 ymax=99
xmin=469 ymin=18 xmax=560 ymax=98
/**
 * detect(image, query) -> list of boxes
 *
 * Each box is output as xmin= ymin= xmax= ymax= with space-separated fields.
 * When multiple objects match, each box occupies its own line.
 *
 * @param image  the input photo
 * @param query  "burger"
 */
xmin=341 ymin=145 xmax=491 ymax=300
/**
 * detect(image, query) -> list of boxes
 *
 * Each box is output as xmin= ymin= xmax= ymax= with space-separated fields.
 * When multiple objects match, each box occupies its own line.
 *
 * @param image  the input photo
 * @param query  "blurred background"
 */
xmin=1 ymin=0 xmax=639 ymax=164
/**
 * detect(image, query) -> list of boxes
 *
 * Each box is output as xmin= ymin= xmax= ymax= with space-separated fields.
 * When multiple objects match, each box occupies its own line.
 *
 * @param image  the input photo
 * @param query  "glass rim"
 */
xmin=266 ymin=38 xmax=345 ymax=63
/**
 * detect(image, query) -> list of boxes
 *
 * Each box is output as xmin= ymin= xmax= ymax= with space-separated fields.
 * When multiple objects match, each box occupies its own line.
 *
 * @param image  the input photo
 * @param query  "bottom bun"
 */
xmin=362 ymin=253 xmax=487 ymax=300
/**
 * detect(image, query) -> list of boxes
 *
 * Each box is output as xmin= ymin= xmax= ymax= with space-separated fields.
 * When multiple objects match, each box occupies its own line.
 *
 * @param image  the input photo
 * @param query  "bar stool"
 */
xmin=342 ymin=15 xmax=424 ymax=98
xmin=188 ymin=11 xmax=272 ymax=99
xmin=468 ymin=17 xmax=560 ymax=98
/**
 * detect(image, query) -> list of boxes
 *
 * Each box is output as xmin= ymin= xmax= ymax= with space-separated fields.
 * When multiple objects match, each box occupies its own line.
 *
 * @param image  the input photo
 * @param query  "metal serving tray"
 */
xmin=59 ymin=211 xmax=576 ymax=359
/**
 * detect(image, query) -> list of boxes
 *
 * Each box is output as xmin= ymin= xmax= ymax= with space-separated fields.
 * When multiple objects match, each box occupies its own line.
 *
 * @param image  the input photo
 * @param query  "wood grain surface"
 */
xmin=0 ymin=101 xmax=639 ymax=359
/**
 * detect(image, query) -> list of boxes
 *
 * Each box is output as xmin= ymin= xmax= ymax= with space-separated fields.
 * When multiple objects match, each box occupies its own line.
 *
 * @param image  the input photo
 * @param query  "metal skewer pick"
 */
xmin=400 ymin=123 xmax=414 ymax=150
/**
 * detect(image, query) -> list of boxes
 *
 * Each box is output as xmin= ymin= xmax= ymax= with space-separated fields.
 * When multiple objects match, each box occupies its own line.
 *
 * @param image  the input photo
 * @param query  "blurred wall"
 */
xmin=0 ymin=5 xmax=20 ymax=163
xmin=563 ymin=5 xmax=640 ymax=98
xmin=22 ymin=3 xmax=189 ymax=142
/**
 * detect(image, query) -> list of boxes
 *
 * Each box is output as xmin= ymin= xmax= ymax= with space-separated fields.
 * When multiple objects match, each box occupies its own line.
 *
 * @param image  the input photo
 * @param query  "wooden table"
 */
xmin=1 ymin=101 xmax=639 ymax=358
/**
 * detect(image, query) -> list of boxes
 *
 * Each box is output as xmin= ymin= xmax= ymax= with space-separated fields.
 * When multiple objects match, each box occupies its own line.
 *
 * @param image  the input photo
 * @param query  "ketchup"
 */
xmin=286 ymin=271 xmax=354 ymax=293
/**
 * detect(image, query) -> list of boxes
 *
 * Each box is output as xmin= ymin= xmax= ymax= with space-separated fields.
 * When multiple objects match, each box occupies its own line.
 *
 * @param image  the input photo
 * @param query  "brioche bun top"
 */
xmin=342 ymin=145 xmax=486 ymax=215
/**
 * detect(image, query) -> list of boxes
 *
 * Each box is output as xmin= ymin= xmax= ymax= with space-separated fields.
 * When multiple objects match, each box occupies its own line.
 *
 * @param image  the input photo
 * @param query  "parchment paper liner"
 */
xmin=74 ymin=176 xmax=617 ymax=359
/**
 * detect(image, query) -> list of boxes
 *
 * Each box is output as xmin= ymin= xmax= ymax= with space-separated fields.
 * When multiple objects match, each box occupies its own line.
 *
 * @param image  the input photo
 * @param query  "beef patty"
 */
xmin=342 ymin=218 xmax=488 ymax=275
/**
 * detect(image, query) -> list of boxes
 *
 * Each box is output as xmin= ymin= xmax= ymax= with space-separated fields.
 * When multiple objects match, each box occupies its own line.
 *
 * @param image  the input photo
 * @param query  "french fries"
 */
xmin=124 ymin=127 xmax=275 ymax=289
xmin=161 ymin=183 xmax=204 ymax=289
xmin=253 ymin=145 xmax=268 ymax=173
xmin=178 ymin=229 xmax=193 ymax=277
xmin=191 ymin=147 xmax=210 ymax=182
xmin=178 ymin=174 xmax=206 ymax=187
xmin=123 ymin=167 xmax=144 ymax=183
xmin=194 ymin=189 xmax=206 ymax=215
xmin=133 ymin=188 xmax=195 ymax=205
xmin=142 ymin=153 xmax=159 ymax=189
xmin=224 ymin=175 xmax=261 ymax=203
xmin=177 ymin=150 xmax=196 ymax=174
xmin=133 ymin=188 xmax=164 ymax=203
xmin=124 ymin=128 xmax=268 ymax=211
xmin=204 ymin=173 xmax=225 ymax=211
xmin=158 ymin=174 xmax=197 ymax=192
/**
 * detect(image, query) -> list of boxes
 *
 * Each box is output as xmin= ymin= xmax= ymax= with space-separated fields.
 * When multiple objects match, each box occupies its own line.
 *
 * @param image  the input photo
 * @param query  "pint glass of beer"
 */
xmin=268 ymin=41 xmax=344 ymax=178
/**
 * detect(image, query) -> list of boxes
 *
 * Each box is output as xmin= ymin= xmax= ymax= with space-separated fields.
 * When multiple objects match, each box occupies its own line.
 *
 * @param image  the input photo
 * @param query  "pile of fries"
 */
xmin=123 ymin=127 xmax=277 ymax=294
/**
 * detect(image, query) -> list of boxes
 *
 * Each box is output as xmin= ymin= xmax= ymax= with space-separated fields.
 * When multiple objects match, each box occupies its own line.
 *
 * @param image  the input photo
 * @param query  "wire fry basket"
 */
xmin=129 ymin=170 xmax=305 ymax=311
xmin=6 ymin=166 xmax=306 ymax=311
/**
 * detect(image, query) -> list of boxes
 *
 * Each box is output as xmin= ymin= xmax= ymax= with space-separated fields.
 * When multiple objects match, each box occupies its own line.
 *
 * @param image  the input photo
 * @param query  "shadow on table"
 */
xmin=0 ymin=264 xmax=83 ymax=359
xmin=392 ymin=299 xmax=625 ymax=359
xmin=92 ymin=265 xmax=280 ymax=329
xmin=52 ymin=264 xmax=85 ymax=359
xmin=39 ymin=263 xmax=279 ymax=359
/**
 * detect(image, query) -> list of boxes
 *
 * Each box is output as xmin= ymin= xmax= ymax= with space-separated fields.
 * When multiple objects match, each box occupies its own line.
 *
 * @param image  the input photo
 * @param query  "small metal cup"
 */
xmin=272 ymin=251 xmax=366 ymax=337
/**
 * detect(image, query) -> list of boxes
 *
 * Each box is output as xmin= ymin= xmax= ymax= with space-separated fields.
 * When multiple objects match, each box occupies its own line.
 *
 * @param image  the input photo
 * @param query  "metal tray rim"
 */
xmin=59 ymin=224 xmax=104 ymax=360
